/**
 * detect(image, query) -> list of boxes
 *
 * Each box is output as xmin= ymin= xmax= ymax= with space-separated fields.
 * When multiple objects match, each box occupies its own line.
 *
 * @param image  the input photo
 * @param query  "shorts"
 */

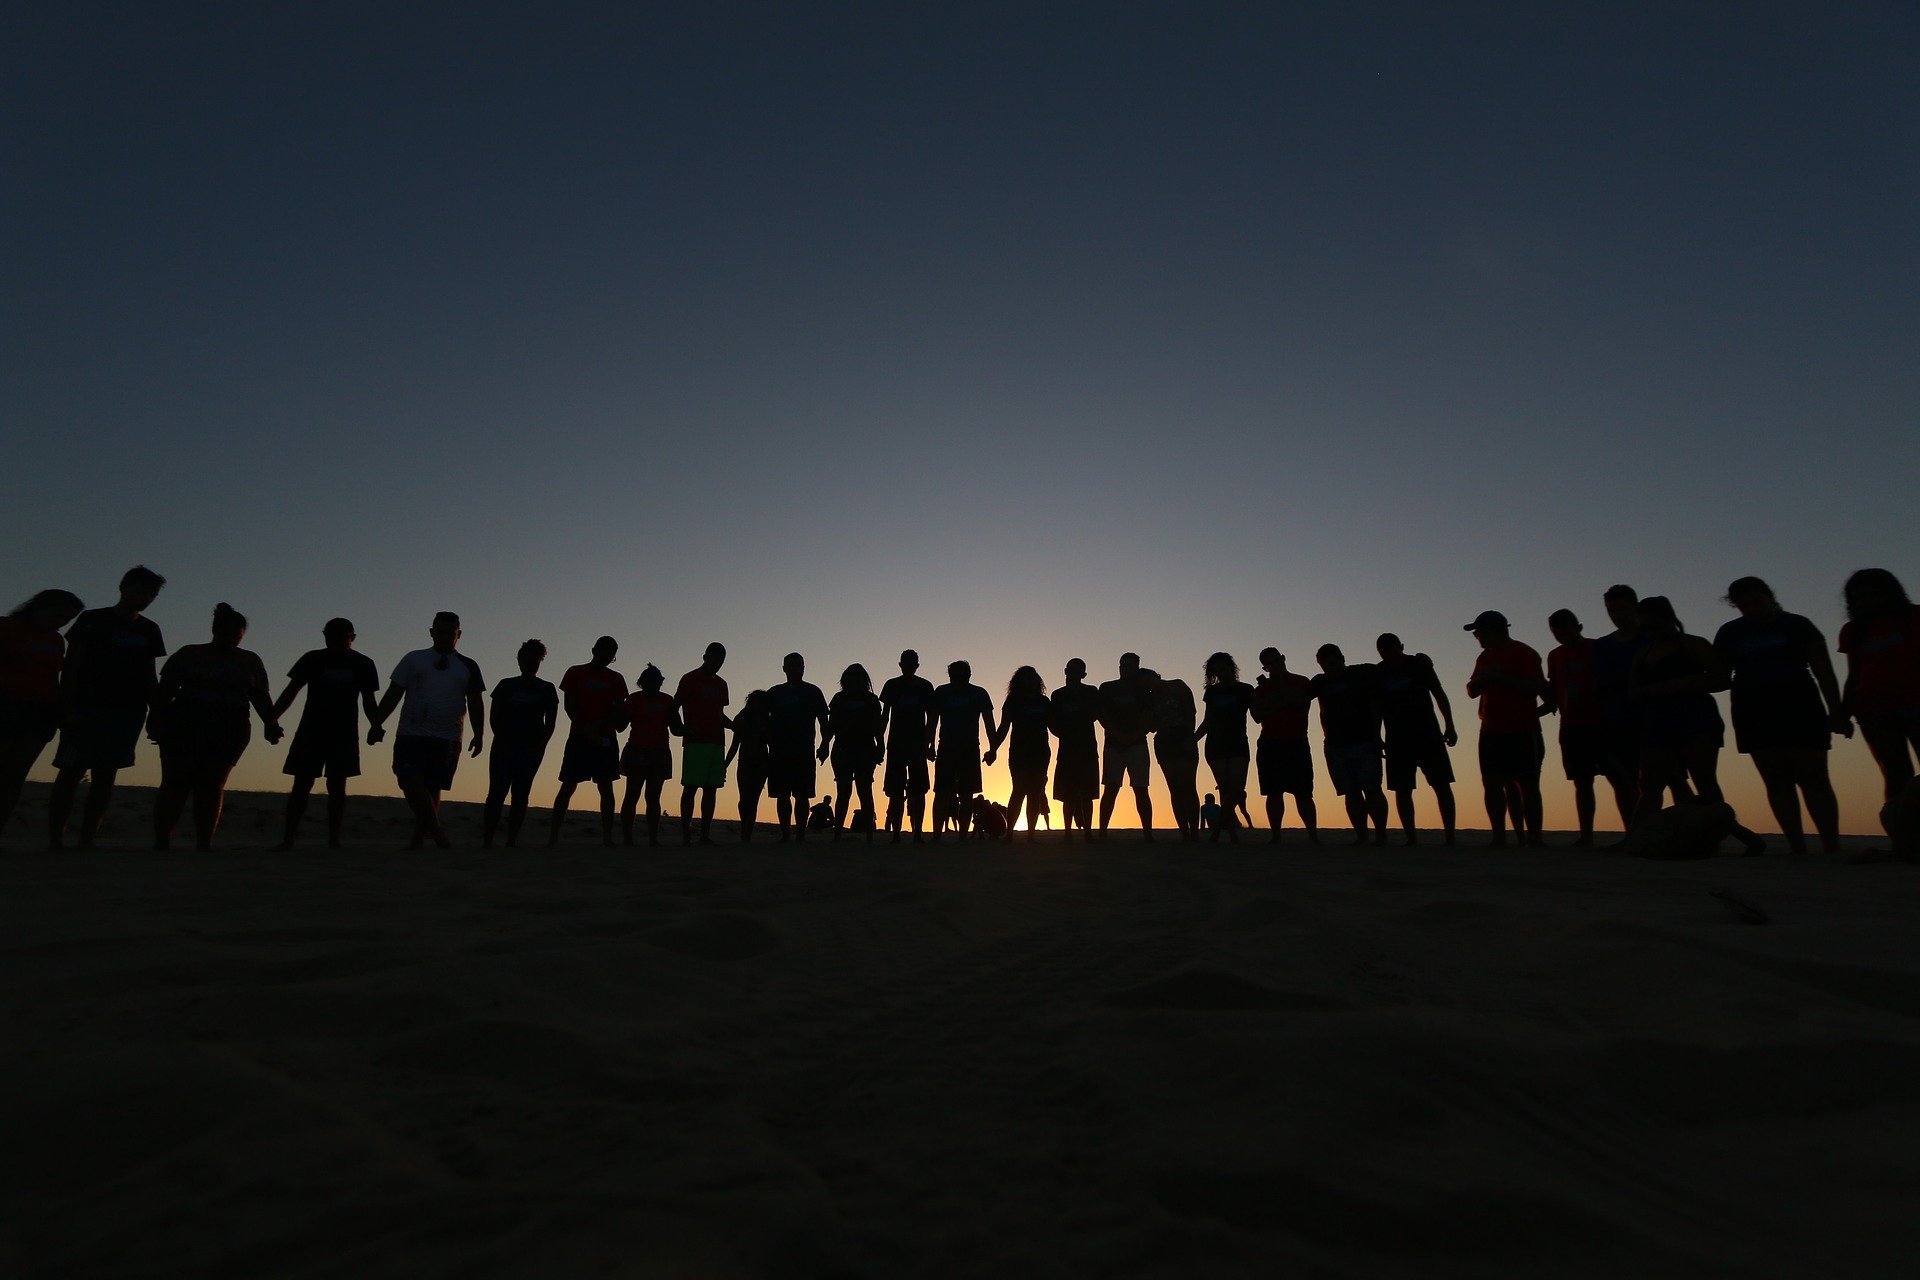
xmin=681 ymin=741 xmax=726 ymax=789
xmin=559 ymin=735 xmax=620 ymax=784
xmin=1557 ymin=723 xmax=1611 ymax=781
xmin=1154 ymin=735 xmax=1199 ymax=782
xmin=621 ymin=744 xmax=673 ymax=782
xmin=1478 ymin=731 xmax=1543 ymax=782
xmin=284 ymin=726 xmax=361 ymax=779
xmin=1324 ymin=741 xmax=1383 ymax=796
xmin=1602 ymin=722 xmax=1640 ymax=777
xmin=766 ymin=748 xmax=816 ymax=798
xmin=831 ymin=740 xmax=879 ymax=783
xmin=1206 ymin=749 xmax=1249 ymax=800
xmin=0 ymin=696 xmax=60 ymax=745
xmin=1102 ymin=741 xmax=1150 ymax=792
xmin=52 ymin=704 xmax=146 ymax=772
xmin=884 ymin=747 xmax=929 ymax=797
xmin=393 ymin=733 xmax=461 ymax=791
xmin=1256 ymin=738 xmax=1314 ymax=795
xmin=1052 ymin=746 xmax=1099 ymax=802
xmin=1383 ymin=734 xmax=1451 ymax=792
xmin=489 ymin=738 xmax=545 ymax=794
xmin=935 ymin=749 xmax=982 ymax=800
xmin=1730 ymin=683 xmax=1830 ymax=754
xmin=155 ymin=708 xmax=250 ymax=774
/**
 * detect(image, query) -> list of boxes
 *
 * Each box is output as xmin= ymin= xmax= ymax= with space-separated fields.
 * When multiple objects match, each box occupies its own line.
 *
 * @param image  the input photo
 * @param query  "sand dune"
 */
xmin=3 ymin=784 xmax=1918 ymax=1277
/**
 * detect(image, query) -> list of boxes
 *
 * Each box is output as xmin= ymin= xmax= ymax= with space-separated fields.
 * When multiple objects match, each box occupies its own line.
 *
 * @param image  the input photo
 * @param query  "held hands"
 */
xmin=367 ymin=724 xmax=386 ymax=746
xmin=983 ymin=748 xmax=997 ymax=765
xmin=264 ymin=721 xmax=284 ymax=745
xmin=1443 ymin=727 xmax=1458 ymax=748
xmin=1831 ymin=712 xmax=1855 ymax=739
xmin=816 ymin=744 xmax=830 ymax=763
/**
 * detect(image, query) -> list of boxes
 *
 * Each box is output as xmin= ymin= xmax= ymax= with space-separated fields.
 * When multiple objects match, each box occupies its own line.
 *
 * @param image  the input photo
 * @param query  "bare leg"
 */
xmin=1293 ymin=790 xmax=1319 ymax=843
xmin=1571 ymin=777 xmax=1596 ymax=845
xmin=79 ymin=767 xmax=119 ymax=846
xmin=1132 ymin=784 xmax=1153 ymax=840
xmin=48 ymin=766 xmax=86 ymax=848
xmin=547 ymin=781 xmax=578 ymax=845
xmin=1392 ymin=789 xmax=1418 ymax=845
xmin=0 ymin=738 xmax=46 ymax=840
xmin=324 ymin=775 xmax=347 ymax=847
xmin=620 ymin=777 xmax=642 ymax=845
xmin=153 ymin=777 xmax=190 ymax=849
xmin=191 ymin=771 xmax=228 ymax=851
xmin=1793 ymin=750 xmax=1840 ymax=857
xmin=505 ymin=781 xmax=532 ymax=847
xmin=278 ymin=774 xmax=316 ymax=850
xmin=595 ymin=780 xmax=616 ymax=846
xmin=1751 ymin=750 xmax=1805 ymax=855
xmin=645 ymin=777 xmax=666 ymax=845
xmin=698 ymin=786 xmax=716 ymax=843
xmin=1484 ymin=778 xmax=1509 ymax=846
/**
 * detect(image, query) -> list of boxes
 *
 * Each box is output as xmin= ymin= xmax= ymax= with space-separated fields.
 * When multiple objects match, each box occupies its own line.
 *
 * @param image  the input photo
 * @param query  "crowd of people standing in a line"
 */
xmin=2 ymin=565 xmax=1917 ymax=857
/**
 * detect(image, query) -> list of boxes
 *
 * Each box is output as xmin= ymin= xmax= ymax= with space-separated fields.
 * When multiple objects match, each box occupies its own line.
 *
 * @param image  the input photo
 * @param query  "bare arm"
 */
xmin=270 ymin=673 xmax=306 ymax=721
xmin=467 ymin=689 xmax=486 ymax=756
xmin=1809 ymin=636 xmax=1850 ymax=733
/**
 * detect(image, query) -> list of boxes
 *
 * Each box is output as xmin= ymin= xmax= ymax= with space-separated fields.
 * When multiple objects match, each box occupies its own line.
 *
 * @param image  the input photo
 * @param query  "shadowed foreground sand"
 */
xmin=3 ymin=786 xmax=1918 ymax=1277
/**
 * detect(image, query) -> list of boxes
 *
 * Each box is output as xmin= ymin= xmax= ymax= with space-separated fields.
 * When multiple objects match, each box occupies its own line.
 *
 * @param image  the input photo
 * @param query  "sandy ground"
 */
xmin=2 ymin=784 xmax=1918 ymax=1278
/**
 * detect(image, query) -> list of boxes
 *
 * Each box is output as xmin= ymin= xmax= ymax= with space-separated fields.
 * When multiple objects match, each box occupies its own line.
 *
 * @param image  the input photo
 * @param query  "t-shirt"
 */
xmin=1049 ymin=683 xmax=1100 ymax=747
xmin=880 ymin=674 xmax=936 ymax=749
xmin=390 ymin=648 xmax=486 ymax=741
xmin=1151 ymin=678 xmax=1198 ymax=739
xmin=560 ymin=663 xmax=629 ymax=738
xmin=0 ymin=616 xmax=66 ymax=704
xmin=827 ymin=689 xmax=883 ymax=749
xmin=765 ymin=680 xmax=829 ymax=753
xmin=1372 ymin=656 xmax=1441 ymax=742
xmin=1252 ymin=672 xmax=1311 ymax=741
xmin=161 ymin=645 xmax=269 ymax=718
xmin=1201 ymin=679 xmax=1256 ymax=751
xmin=62 ymin=608 xmax=166 ymax=709
xmin=1591 ymin=631 xmax=1649 ymax=726
xmin=286 ymin=648 xmax=380 ymax=741
xmin=622 ymin=689 xmax=676 ymax=752
xmin=1096 ymin=678 xmax=1149 ymax=750
xmin=1309 ymin=665 xmax=1379 ymax=747
xmin=1470 ymin=641 xmax=1545 ymax=735
xmin=674 ymin=668 xmax=730 ymax=744
xmin=491 ymin=675 xmax=558 ymax=742
xmin=931 ymin=682 xmax=994 ymax=750
xmin=1546 ymin=640 xmax=1605 ymax=728
xmin=1714 ymin=612 xmax=1825 ymax=690
xmin=1000 ymin=691 xmax=1053 ymax=754
xmin=1837 ymin=605 xmax=1920 ymax=715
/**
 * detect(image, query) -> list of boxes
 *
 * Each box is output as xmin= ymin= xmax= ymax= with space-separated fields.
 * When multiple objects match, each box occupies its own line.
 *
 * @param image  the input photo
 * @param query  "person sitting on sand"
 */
xmin=673 ymin=642 xmax=731 ymax=847
xmin=987 ymin=664 xmax=1052 ymax=843
xmin=549 ymin=637 xmax=628 ymax=847
xmin=0 ymin=588 xmax=85 ymax=842
xmin=808 ymin=796 xmax=835 ymax=832
xmin=48 ymin=565 xmax=166 ymax=849
xmin=483 ymin=640 xmax=558 ymax=848
xmin=1463 ymin=611 xmax=1549 ymax=849
xmin=151 ymin=603 xmax=283 ymax=850
xmin=765 ymin=653 xmax=830 ymax=844
xmin=371 ymin=612 xmax=485 ymax=850
xmin=1198 ymin=792 xmax=1221 ymax=831
xmin=617 ymin=664 xmax=680 ymax=848
xmin=1838 ymin=568 xmax=1920 ymax=845
xmin=271 ymin=617 xmax=381 ymax=851
xmin=820 ymin=663 xmax=883 ymax=842
xmin=929 ymin=659 xmax=998 ymax=843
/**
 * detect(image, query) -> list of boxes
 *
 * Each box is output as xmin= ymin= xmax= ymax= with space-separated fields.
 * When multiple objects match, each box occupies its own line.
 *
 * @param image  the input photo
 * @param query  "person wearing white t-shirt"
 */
xmin=370 ymin=611 xmax=485 ymax=848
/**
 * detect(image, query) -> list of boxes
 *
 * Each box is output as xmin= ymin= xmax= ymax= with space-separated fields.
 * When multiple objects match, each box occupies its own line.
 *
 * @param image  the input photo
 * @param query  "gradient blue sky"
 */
xmin=6 ymin=2 xmax=1916 ymax=830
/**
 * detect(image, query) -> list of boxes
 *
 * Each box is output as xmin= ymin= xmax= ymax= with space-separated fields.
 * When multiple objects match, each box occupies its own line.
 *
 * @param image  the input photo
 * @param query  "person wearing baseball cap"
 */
xmin=1464 ymin=610 xmax=1549 ymax=848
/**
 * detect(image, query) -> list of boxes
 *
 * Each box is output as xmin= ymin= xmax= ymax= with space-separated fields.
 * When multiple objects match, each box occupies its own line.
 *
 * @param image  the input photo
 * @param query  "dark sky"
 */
xmin=6 ymin=2 xmax=1915 ymax=823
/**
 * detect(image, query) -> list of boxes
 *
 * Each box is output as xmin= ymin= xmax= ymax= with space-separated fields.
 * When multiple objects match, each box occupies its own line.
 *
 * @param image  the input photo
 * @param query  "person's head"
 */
xmin=702 ymin=641 xmax=726 ymax=672
xmin=1463 ymin=610 xmax=1510 ymax=650
xmin=322 ymin=617 xmax=355 ymax=650
xmin=1547 ymin=608 xmax=1582 ymax=645
xmin=1315 ymin=643 xmax=1344 ymax=673
xmin=899 ymin=648 xmax=919 ymax=676
xmin=1258 ymin=646 xmax=1283 ymax=676
xmin=639 ymin=663 xmax=664 ymax=692
xmin=840 ymin=662 xmax=871 ymax=694
xmin=1137 ymin=667 xmax=1162 ymax=697
xmin=1119 ymin=652 xmax=1140 ymax=679
xmin=1603 ymin=584 xmax=1640 ymax=632
xmin=948 ymin=659 xmax=972 ymax=684
xmin=1007 ymin=664 xmax=1045 ymax=699
xmin=742 ymin=688 xmax=769 ymax=716
xmin=1724 ymin=576 xmax=1777 ymax=618
xmin=211 ymin=602 xmax=247 ymax=646
xmin=1203 ymin=793 xmax=1215 ymax=805
xmin=591 ymin=635 xmax=618 ymax=665
xmin=783 ymin=652 xmax=805 ymax=681
xmin=1844 ymin=568 xmax=1910 ymax=625
xmin=1204 ymin=651 xmax=1238 ymax=685
xmin=9 ymin=589 xmax=84 ymax=632
xmin=118 ymin=565 xmax=165 ymax=612
xmin=517 ymin=639 xmax=546 ymax=675
xmin=1065 ymin=657 xmax=1088 ymax=684
xmin=1375 ymin=633 xmax=1403 ymax=661
xmin=1636 ymin=595 xmax=1682 ymax=640
xmin=430 ymin=611 xmax=461 ymax=652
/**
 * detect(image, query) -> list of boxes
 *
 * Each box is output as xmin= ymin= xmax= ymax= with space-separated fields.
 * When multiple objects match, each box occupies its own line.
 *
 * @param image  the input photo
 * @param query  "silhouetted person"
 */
xmin=766 ymin=653 xmax=829 ymax=843
xmin=483 ymin=640 xmax=557 ymax=848
xmin=1463 ymin=611 xmax=1547 ymax=848
xmin=1199 ymin=793 xmax=1221 ymax=831
xmin=1374 ymin=634 xmax=1458 ymax=846
xmin=673 ymin=642 xmax=730 ymax=846
xmin=1629 ymin=596 xmax=1764 ymax=855
xmin=618 ymin=664 xmax=680 ymax=847
xmin=1097 ymin=653 xmax=1154 ymax=838
xmin=928 ymin=659 xmax=997 ymax=841
xmin=1195 ymin=651 xmax=1254 ymax=844
xmin=1589 ymin=584 xmax=1647 ymax=828
xmin=1144 ymin=667 xmax=1201 ymax=840
xmin=1839 ymin=568 xmax=1920 ymax=840
xmin=724 ymin=689 xmax=771 ymax=842
xmin=879 ymin=650 xmax=935 ymax=842
xmin=48 ymin=565 xmax=166 ymax=848
xmin=151 ymin=603 xmax=282 ymax=850
xmin=1714 ymin=577 xmax=1846 ymax=858
xmin=370 ymin=611 xmax=485 ymax=850
xmin=821 ymin=663 xmax=883 ymax=841
xmin=1310 ymin=644 xmax=1387 ymax=844
xmin=987 ymin=664 xmax=1051 ymax=842
xmin=1543 ymin=609 xmax=1630 ymax=846
xmin=271 ymin=617 xmax=381 ymax=850
xmin=1049 ymin=658 xmax=1100 ymax=839
xmin=0 ymin=589 xmax=85 ymax=842
xmin=808 ymin=796 xmax=835 ymax=832
xmin=549 ymin=636 xmax=628 ymax=847
xmin=1251 ymin=648 xmax=1318 ymax=846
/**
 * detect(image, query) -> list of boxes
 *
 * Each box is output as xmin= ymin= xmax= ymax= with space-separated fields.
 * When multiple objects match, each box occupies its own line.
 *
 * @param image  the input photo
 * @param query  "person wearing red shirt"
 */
xmin=618 ymin=663 xmax=681 ymax=847
xmin=1464 ymin=610 xmax=1548 ymax=848
xmin=0 ymin=588 xmax=85 ymax=842
xmin=1252 ymin=647 xmax=1318 ymax=846
xmin=549 ymin=636 xmax=628 ymax=847
xmin=1544 ymin=608 xmax=1632 ymax=846
xmin=1839 ymin=568 xmax=1920 ymax=817
xmin=673 ymin=642 xmax=731 ymax=845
